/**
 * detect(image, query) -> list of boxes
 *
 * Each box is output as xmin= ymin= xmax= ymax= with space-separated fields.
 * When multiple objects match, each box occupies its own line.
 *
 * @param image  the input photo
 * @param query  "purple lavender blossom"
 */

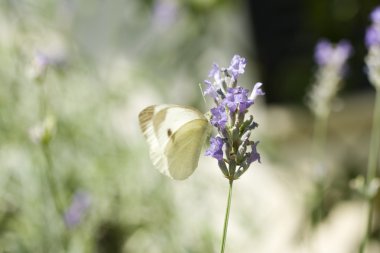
xmin=210 ymin=106 xmax=228 ymax=129
xmin=223 ymin=87 xmax=253 ymax=113
xmin=370 ymin=6 xmax=380 ymax=24
xmin=314 ymin=39 xmax=352 ymax=67
xmin=28 ymin=52 xmax=51 ymax=80
xmin=152 ymin=0 xmax=178 ymax=28
xmin=247 ymin=142 xmax=261 ymax=164
xmin=314 ymin=40 xmax=333 ymax=66
xmin=365 ymin=6 xmax=380 ymax=89
xmin=250 ymin=82 xmax=265 ymax=100
xmin=309 ymin=39 xmax=352 ymax=117
xmin=208 ymin=63 xmax=219 ymax=78
xmin=205 ymin=137 xmax=224 ymax=160
xmin=203 ymin=55 xmax=263 ymax=180
xmin=335 ymin=40 xmax=352 ymax=63
xmin=208 ymin=63 xmax=223 ymax=85
xmin=203 ymin=80 xmax=218 ymax=99
xmin=366 ymin=26 xmax=380 ymax=47
xmin=35 ymin=52 xmax=51 ymax=68
xmin=64 ymin=191 xmax=91 ymax=228
xmin=228 ymin=55 xmax=247 ymax=80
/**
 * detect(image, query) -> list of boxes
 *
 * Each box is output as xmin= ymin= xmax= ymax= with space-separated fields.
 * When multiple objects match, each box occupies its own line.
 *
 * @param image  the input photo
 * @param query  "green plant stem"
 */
xmin=359 ymin=91 xmax=380 ymax=253
xmin=311 ymin=111 xmax=329 ymax=226
xmin=39 ymin=84 xmax=48 ymax=117
xmin=220 ymin=180 xmax=233 ymax=253
xmin=312 ymin=112 xmax=329 ymax=171
xmin=42 ymin=143 xmax=63 ymax=213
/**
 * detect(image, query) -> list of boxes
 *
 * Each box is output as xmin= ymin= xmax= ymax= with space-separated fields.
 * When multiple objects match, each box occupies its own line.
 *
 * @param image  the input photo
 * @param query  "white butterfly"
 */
xmin=138 ymin=104 xmax=210 ymax=180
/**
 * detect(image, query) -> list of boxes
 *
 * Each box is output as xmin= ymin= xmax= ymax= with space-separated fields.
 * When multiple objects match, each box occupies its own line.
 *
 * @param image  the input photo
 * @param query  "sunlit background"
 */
xmin=1 ymin=0 xmax=380 ymax=252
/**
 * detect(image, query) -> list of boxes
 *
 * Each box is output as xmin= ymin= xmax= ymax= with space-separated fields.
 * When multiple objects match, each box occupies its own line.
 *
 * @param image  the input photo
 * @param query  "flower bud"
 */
xmin=237 ymin=131 xmax=251 ymax=163
xmin=218 ymin=160 xmax=229 ymax=177
xmin=240 ymin=130 xmax=251 ymax=142
xmin=249 ymin=121 xmax=259 ymax=130
xmin=239 ymin=115 xmax=253 ymax=133
xmin=231 ymin=126 xmax=240 ymax=145
xmin=228 ymin=159 xmax=236 ymax=178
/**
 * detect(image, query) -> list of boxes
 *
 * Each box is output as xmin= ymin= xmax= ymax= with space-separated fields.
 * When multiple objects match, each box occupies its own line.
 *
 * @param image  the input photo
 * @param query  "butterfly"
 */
xmin=138 ymin=105 xmax=210 ymax=180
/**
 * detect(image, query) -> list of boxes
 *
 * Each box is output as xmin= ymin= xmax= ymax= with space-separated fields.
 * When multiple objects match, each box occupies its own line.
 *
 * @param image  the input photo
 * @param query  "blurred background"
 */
xmin=1 ymin=0 xmax=380 ymax=252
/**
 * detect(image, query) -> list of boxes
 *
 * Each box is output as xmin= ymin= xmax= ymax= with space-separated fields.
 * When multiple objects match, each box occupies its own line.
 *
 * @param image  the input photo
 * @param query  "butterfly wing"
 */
xmin=138 ymin=105 xmax=209 ymax=180
xmin=164 ymin=118 xmax=209 ymax=179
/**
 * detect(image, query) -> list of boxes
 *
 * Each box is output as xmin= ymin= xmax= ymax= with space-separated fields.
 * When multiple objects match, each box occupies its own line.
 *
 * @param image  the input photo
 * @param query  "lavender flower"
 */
xmin=314 ymin=39 xmax=352 ymax=67
xmin=365 ymin=6 xmax=380 ymax=47
xmin=228 ymin=55 xmax=247 ymax=80
xmin=248 ymin=141 xmax=261 ymax=163
xmin=203 ymin=80 xmax=218 ymax=100
xmin=359 ymin=7 xmax=380 ymax=253
xmin=223 ymin=87 xmax=253 ymax=113
xmin=210 ymin=106 xmax=228 ymax=130
xmin=28 ymin=51 xmax=67 ymax=82
xmin=205 ymin=137 xmax=224 ymax=160
xmin=250 ymin=82 xmax=265 ymax=100
xmin=370 ymin=6 xmax=380 ymax=24
xmin=365 ymin=26 xmax=380 ymax=47
xmin=365 ymin=6 xmax=380 ymax=48
xmin=314 ymin=40 xmax=332 ymax=66
xmin=209 ymin=63 xmax=220 ymax=78
xmin=204 ymin=55 xmax=263 ymax=180
xmin=308 ymin=39 xmax=352 ymax=117
xmin=366 ymin=6 xmax=380 ymax=88
xmin=28 ymin=52 xmax=50 ymax=81
xmin=64 ymin=191 xmax=91 ymax=228
xmin=152 ymin=0 xmax=179 ymax=29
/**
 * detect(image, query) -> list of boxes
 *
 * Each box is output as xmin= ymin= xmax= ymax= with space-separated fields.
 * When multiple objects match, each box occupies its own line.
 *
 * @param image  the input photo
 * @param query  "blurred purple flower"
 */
xmin=205 ymin=137 xmax=224 ymax=161
xmin=365 ymin=26 xmax=380 ymax=47
xmin=29 ymin=50 xmax=68 ymax=81
xmin=28 ymin=52 xmax=51 ymax=80
xmin=365 ymin=6 xmax=380 ymax=88
xmin=370 ymin=6 xmax=380 ymax=24
xmin=64 ymin=191 xmax=91 ymax=228
xmin=314 ymin=40 xmax=333 ymax=66
xmin=228 ymin=55 xmax=247 ymax=79
xmin=314 ymin=39 xmax=352 ymax=67
xmin=366 ymin=7 xmax=380 ymax=48
xmin=152 ymin=0 xmax=178 ymax=28
xmin=35 ymin=52 xmax=51 ymax=68
xmin=335 ymin=40 xmax=352 ymax=63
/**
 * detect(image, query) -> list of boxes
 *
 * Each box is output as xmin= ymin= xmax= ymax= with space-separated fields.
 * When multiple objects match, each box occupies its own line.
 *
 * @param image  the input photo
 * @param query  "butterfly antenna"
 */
xmin=198 ymin=83 xmax=207 ymax=106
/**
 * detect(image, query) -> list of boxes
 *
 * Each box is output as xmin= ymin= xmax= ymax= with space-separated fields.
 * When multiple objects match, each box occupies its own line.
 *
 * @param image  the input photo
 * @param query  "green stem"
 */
xmin=42 ymin=143 xmax=63 ymax=213
xmin=220 ymin=180 xmax=233 ymax=253
xmin=312 ymin=112 xmax=329 ymax=172
xmin=39 ymin=84 xmax=48 ymax=118
xmin=311 ymin=111 xmax=329 ymax=226
xmin=360 ymin=91 xmax=380 ymax=253
xmin=366 ymin=91 xmax=380 ymax=189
